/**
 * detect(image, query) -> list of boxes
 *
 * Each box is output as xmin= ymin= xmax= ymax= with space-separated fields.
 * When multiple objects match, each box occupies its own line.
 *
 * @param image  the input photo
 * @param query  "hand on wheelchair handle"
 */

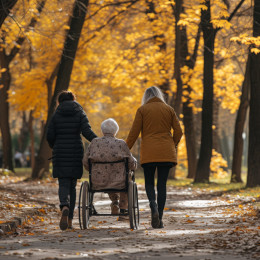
xmin=129 ymin=170 xmax=134 ymax=180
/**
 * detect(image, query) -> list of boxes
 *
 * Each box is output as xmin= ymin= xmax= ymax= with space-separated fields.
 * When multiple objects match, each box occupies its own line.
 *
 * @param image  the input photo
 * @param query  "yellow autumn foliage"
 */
xmin=2 ymin=0 xmax=253 ymax=178
xmin=210 ymin=149 xmax=228 ymax=179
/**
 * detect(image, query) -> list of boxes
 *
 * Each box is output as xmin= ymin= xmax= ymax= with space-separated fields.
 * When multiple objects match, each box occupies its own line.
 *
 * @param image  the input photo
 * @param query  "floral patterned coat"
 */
xmin=83 ymin=134 xmax=137 ymax=190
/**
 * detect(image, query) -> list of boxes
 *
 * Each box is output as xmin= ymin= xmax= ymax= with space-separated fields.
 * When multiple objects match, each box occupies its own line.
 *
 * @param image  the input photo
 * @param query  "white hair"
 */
xmin=101 ymin=118 xmax=119 ymax=136
xmin=142 ymin=86 xmax=166 ymax=105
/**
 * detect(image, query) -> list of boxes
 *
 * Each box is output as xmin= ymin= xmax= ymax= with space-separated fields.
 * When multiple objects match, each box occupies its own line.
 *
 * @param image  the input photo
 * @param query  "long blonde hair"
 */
xmin=142 ymin=86 xmax=166 ymax=105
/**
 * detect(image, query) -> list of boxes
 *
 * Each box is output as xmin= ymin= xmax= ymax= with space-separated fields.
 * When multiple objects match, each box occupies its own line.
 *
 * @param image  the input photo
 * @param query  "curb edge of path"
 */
xmin=0 ymin=206 xmax=56 ymax=236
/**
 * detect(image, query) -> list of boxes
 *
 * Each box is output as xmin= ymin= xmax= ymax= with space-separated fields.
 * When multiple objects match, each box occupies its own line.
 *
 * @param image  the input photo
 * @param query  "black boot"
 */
xmin=150 ymin=201 xmax=160 ymax=228
xmin=59 ymin=206 xmax=69 ymax=230
xmin=158 ymin=211 xmax=164 ymax=228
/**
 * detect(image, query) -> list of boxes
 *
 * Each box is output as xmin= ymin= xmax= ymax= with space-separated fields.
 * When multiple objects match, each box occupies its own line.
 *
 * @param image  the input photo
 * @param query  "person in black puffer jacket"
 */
xmin=47 ymin=91 xmax=97 ymax=230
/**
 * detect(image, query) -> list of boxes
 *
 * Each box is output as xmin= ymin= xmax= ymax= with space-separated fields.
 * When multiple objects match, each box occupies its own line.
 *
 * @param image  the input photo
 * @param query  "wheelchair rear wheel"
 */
xmin=133 ymin=182 xmax=139 ymax=228
xmin=78 ymin=182 xmax=83 ymax=229
xmin=128 ymin=181 xmax=139 ymax=229
xmin=78 ymin=181 xmax=90 ymax=229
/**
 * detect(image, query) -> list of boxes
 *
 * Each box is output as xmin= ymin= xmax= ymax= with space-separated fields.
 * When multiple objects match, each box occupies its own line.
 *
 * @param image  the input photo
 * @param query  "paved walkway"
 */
xmin=0 ymin=180 xmax=260 ymax=259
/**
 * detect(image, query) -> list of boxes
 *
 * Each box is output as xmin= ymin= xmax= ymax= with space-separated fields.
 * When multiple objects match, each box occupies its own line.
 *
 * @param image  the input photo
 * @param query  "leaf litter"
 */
xmin=1 ymin=178 xmax=260 ymax=259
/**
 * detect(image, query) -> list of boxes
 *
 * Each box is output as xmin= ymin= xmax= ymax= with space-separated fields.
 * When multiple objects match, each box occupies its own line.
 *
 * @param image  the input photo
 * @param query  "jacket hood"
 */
xmin=56 ymin=101 xmax=83 ymax=116
xmin=146 ymin=96 xmax=164 ymax=104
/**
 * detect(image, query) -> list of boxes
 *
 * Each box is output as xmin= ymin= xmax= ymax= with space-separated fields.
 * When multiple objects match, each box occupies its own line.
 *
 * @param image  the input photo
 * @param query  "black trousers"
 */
xmin=142 ymin=162 xmax=173 ymax=215
xmin=58 ymin=178 xmax=77 ymax=219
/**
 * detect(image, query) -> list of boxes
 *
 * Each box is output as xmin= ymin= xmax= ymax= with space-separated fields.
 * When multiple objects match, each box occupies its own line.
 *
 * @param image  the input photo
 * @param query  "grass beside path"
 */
xmin=3 ymin=167 xmax=260 ymax=199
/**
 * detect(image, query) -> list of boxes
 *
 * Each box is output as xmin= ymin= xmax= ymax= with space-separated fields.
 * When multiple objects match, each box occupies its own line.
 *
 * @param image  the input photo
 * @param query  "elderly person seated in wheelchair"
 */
xmin=83 ymin=118 xmax=137 ymax=219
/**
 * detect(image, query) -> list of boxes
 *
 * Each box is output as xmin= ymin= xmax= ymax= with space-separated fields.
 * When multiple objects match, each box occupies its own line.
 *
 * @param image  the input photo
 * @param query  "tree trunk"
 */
xmin=0 ymin=51 xmax=14 ymax=171
xmin=193 ymin=0 xmax=245 ymax=183
xmin=31 ymin=0 xmax=90 ymax=179
xmin=171 ymin=5 xmax=200 ymax=179
xmin=18 ymin=112 xmax=30 ymax=153
xmin=222 ymin=129 xmax=231 ymax=169
xmin=32 ymin=62 xmax=60 ymax=173
xmin=28 ymin=111 xmax=35 ymax=169
xmin=194 ymin=0 xmax=215 ymax=183
xmin=231 ymin=57 xmax=250 ymax=183
xmin=31 ymin=64 xmax=59 ymax=175
xmin=182 ymin=25 xmax=201 ymax=179
xmin=173 ymin=0 xmax=183 ymax=117
xmin=0 ymin=0 xmax=18 ymax=28
xmin=247 ymin=0 xmax=260 ymax=187
xmin=213 ymin=99 xmax=222 ymax=153
xmin=46 ymin=62 xmax=59 ymax=108
xmin=0 ymin=0 xmax=46 ymax=171
xmin=183 ymin=93 xmax=197 ymax=178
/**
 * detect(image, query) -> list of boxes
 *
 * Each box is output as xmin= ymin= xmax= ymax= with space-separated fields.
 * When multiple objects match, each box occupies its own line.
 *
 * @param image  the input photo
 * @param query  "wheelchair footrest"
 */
xmin=90 ymin=213 xmax=128 ymax=217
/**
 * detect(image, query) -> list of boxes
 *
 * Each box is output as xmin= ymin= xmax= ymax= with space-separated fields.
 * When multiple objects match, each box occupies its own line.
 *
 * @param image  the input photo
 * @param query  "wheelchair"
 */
xmin=78 ymin=158 xmax=139 ymax=230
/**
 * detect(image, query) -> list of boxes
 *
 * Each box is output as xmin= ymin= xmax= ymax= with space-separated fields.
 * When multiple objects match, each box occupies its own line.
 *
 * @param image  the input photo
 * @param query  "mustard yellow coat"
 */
xmin=126 ymin=97 xmax=183 ymax=165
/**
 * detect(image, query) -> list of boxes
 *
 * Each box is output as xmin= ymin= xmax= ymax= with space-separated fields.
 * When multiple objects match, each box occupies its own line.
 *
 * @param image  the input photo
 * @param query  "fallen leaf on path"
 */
xmin=98 ymin=221 xmax=107 ymax=224
xmin=38 ymin=209 xmax=46 ymax=214
xmin=90 ymin=226 xmax=97 ymax=229
xmin=186 ymin=219 xmax=195 ymax=223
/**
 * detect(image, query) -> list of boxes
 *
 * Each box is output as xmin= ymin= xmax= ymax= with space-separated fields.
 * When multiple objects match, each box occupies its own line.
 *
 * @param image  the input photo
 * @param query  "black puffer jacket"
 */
xmin=47 ymin=101 xmax=97 ymax=179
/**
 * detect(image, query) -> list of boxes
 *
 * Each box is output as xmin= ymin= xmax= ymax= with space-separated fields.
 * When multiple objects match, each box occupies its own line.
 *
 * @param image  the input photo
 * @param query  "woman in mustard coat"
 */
xmin=126 ymin=86 xmax=183 ymax=228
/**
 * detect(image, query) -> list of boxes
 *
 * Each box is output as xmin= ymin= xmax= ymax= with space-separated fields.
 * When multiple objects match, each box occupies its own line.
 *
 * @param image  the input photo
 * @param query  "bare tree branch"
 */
xmin=214 ymin=0 xmax=245 ymax=33
xmin=87 ymin=0 xmax=139 ymax=20
xmin=81 ymin=0 xmax=139 ymax=46
xmin=190 ymin=23 xmax=201 ymax=68
xmin=222 ymin=0 xmax=230 ymax=10
xmin=0 ymin=0 xmax=18 ymax=28
xmin=7 ymin=0 xmax=46 ymax=63
xmin=227 ymin=0 xmax=245 ymax=22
